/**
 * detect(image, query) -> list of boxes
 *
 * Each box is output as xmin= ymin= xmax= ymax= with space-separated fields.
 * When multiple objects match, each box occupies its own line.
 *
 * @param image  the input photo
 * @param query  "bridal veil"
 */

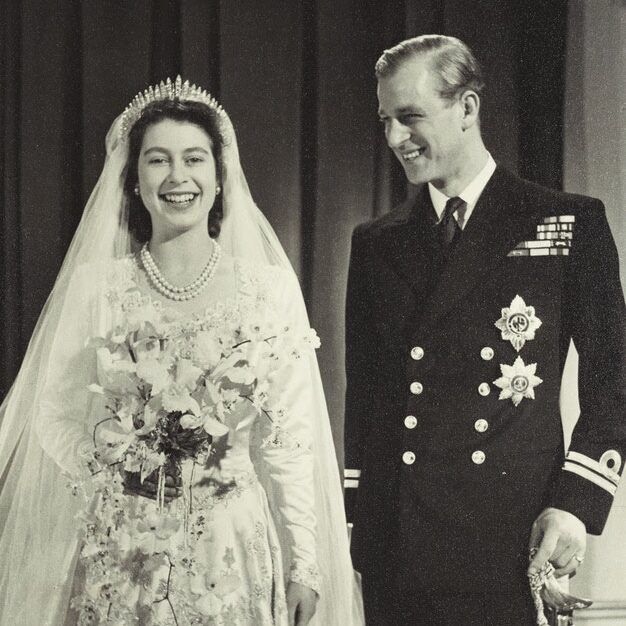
xmin=0 ymin=78 xmax=362 ymax=625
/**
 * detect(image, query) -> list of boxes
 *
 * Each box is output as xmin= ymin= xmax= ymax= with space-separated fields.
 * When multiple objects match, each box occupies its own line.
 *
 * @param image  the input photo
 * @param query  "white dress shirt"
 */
xmin=428 ymin=153 xmax=497 ymax=229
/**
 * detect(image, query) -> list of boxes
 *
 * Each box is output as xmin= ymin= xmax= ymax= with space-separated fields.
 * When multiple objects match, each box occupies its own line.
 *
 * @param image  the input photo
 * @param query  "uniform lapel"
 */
xmin=375 ymin=186 xmax=441 ymax=297
xmin=420 ymin=168 xmax=535 ymax=327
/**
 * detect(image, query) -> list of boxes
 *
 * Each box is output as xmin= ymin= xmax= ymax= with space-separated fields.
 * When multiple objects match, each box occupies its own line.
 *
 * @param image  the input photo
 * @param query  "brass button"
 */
xmin=474 ymin=419 xmax=489 ymax=433
xmin=404 ymin=415 xmax=418 ymax=429
xmin=480 ymin=347 xmax=494 ymax=361
xmin=472 ymin=450 xmax=486 ymax=465
xmin=409 ymin=381 xmax=423 ymax=395
xmin=478 ymin=382 xmax=491 ymax=396
xmin=410 ymin=346 xmax=425 ymax=360
xmin=402 ymin=451 xmax=416 ymax=465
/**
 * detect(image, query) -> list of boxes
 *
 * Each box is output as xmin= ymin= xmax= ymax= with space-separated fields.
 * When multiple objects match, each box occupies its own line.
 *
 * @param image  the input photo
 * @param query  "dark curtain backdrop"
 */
xmin=0 ymin=0 xmax=567 ymax=465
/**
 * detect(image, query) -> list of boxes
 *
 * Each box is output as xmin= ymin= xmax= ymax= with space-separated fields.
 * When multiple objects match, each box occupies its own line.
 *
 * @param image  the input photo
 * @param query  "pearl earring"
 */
xmin=215 ymin=186 xmax=222 ymax=195
xmin=134 ymin=184 xmax=140 ymax=196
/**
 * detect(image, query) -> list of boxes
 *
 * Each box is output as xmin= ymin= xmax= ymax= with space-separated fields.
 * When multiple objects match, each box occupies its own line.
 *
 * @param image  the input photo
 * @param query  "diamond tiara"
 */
xmin=119 ymin=76 xmax=225 ymax=139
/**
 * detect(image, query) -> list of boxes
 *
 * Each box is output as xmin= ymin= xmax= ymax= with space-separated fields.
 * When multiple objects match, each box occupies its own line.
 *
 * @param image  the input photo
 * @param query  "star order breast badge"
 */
xmin=495 ymin=295 xmax=542 ymax=352
xmin=493 ymin=356 xmax=543 ymax=406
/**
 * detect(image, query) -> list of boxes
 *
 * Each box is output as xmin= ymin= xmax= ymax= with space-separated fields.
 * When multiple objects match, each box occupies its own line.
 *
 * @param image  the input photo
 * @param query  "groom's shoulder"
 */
xmin=352 ymin=196 xmax=416 ymax=241
xmin=496 ymin=166 xmax=604 ymax=213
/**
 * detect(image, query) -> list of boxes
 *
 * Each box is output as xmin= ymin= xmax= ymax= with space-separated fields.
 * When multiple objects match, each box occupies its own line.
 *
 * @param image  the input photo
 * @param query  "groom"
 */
xmin=344 ymin=35 xmax=626 ymax=625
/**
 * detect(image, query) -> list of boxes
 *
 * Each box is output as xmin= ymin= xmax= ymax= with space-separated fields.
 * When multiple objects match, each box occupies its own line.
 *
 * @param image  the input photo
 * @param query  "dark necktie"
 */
xmin=440 ymin=196 xmax=467 ymax=249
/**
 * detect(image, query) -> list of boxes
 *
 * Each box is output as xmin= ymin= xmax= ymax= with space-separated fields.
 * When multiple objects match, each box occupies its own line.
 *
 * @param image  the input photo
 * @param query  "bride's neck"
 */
xmin=147 ymin=228 xmax=215 ymax=275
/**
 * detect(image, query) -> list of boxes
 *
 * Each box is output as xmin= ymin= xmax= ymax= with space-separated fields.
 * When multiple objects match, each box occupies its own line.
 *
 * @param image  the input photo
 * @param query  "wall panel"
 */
xmin=0 ymin=0 xmax=23 ymax=395
xmin=443 ymin=0 xmax=521 ymax=172
xmin=19 ymin=0 xmax=82 ymax=339
xmin=564 ymin=0 xmax=626 ymax=612
xmin=81 ymin=3 xmax=153 ymax=197
xmin=311 ymin=0 xmax=382 ymax=455
xmin=220 ymin=1 xmax=304 ymax=272
xmin=181 ymin=0 xmax=220 ymax=92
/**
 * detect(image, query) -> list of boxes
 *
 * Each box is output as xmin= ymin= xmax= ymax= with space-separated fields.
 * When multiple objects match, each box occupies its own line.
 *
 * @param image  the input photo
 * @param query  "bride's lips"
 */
xmin=159 ymin=192 xmax=199 ymax=208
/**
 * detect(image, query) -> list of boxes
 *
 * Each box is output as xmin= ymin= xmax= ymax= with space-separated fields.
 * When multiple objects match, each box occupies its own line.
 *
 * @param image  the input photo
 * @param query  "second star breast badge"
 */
xmin=495 ymin=295 xmax=542 ymax=352
xmin=493 ymin=356 xmax=543 ymax=406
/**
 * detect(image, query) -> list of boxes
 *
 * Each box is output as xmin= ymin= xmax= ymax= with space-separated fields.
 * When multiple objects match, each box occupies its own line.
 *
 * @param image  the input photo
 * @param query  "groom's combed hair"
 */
xmin=375 ymin=35 xmax=485 ymax=101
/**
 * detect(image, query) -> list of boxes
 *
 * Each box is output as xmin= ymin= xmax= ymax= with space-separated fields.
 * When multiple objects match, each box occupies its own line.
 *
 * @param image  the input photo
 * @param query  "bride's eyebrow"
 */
xmin=143 ymin=147 xmax=169 ymax=155
xmin=143 ymin=146 xmax=210 ymax=154
xmin=183 ymin=147 xmax=210 ymax=154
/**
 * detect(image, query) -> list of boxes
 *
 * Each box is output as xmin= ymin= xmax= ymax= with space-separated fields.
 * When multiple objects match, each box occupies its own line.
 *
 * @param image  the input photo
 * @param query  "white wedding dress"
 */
xmin=53 ymin=254 xmax=322 ymax=625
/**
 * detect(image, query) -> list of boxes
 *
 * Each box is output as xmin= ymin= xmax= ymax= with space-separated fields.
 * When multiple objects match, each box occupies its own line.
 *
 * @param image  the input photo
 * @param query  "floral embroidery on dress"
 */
xmin=260 ymin=421 xmax=302 ymax=451
xmin=289 ymin=562 xmax=322 ymax=595
xmin=104 ymin=256 xmax=138 ymax=306
xmin=70 ymin=255 xmax=319 ymax=625
xmin=193 ymin=471 xmax=259 ymax=512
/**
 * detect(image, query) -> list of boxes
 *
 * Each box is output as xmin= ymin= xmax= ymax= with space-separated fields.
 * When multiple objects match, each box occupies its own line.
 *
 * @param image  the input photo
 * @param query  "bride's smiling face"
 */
xmin=137 ymin=119 xmax=218 ymax=236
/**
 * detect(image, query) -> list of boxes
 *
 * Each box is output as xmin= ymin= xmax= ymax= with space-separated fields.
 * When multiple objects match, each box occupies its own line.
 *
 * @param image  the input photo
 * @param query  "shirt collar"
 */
xmin=428 ymin=153 xmax=497 ymax=222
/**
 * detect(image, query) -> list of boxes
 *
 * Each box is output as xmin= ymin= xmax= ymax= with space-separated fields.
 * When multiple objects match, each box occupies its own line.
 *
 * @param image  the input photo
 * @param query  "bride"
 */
xmin=0 ymin=78 xmax=362 ymax=625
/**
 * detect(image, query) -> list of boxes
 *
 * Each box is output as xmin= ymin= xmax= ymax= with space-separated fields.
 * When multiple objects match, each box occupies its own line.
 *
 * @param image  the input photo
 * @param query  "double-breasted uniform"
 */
xmin=344 ymin=166 xmax=626 ymax=624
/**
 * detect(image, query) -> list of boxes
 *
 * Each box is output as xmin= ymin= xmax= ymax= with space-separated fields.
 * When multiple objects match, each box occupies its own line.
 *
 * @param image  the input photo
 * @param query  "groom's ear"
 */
xmin=459 ymin=90 xmax=480 ymax=130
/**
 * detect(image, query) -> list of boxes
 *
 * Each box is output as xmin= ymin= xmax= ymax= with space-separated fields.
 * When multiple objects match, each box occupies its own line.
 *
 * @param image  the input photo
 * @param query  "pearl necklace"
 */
xmin=140 ymin=241 xmax=222 ymax=301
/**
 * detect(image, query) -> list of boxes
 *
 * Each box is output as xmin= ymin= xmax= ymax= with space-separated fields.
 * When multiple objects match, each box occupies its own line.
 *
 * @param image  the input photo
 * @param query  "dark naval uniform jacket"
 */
xmin=344 ymin=166 xmax=626 ymax=599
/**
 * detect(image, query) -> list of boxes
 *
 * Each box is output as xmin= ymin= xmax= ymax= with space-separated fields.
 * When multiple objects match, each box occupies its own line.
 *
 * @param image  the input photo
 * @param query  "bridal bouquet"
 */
xmin=69 ymin=293 xmax=319 ymax=623
xmin=85 ymin=302 xmax=318 ymax=498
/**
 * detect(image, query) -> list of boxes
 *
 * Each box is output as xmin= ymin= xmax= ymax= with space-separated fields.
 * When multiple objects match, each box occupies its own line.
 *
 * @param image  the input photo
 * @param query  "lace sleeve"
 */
xmin=255 ymin=268 xmax=321 ymax=594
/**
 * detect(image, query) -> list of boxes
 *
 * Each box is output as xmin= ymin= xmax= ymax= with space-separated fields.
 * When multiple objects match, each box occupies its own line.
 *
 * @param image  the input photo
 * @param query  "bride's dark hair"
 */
xmin=124 ymin=99 xmax=225 ymax=242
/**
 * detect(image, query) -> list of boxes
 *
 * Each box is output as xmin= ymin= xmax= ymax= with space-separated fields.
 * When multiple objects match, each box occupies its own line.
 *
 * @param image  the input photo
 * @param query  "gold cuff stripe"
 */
xmin=563 ymin=462 xmax=618 ymax=496
xmin=344 ymin=469 xmax=361 ymax=478
xmin=566 ymin=451 xmax=620 ymax=486
xmin=344 ymin=479 xmax=359 ymax=489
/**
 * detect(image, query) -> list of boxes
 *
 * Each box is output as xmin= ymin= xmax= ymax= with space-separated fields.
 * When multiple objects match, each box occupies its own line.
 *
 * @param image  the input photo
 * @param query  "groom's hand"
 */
xmin=528 ymin=507 xmax=587 ymax=577
xmin=286 ymin=581 xmax=317 ymax=626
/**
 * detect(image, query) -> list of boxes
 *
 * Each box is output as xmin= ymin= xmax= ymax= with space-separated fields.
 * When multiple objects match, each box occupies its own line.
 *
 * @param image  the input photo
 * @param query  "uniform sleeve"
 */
xmin=343 ymin=225 xmax=376 ymax=520
xmin=258 ymin=271 xmax=321 ymax=594
xmin=549 ymin=201 xmax=626 ymax=534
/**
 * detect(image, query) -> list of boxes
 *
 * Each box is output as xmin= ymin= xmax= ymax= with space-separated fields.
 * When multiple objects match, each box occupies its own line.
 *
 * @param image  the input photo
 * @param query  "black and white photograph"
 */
xmin=0 ymin=1 xmax=624 ymax=625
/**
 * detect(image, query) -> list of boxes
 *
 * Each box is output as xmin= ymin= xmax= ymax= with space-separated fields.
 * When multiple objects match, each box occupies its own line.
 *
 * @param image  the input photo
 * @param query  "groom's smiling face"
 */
xmin=377 ymin=54 xmax=468 ymax=189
